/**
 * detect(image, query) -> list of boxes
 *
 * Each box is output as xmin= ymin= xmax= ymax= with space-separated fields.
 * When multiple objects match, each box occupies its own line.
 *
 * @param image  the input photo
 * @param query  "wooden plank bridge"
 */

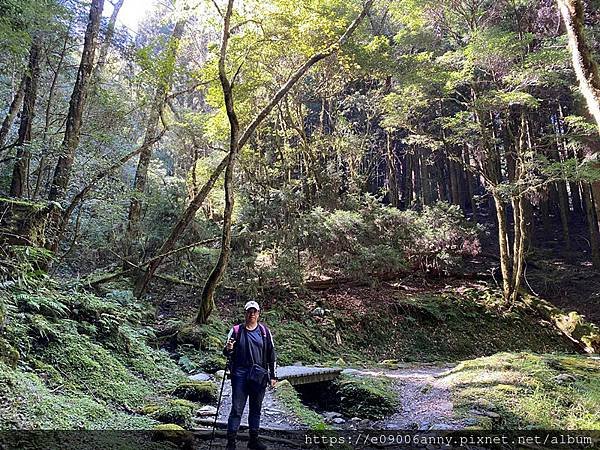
xmin=277 ymin=365 xmax=342 ymax=385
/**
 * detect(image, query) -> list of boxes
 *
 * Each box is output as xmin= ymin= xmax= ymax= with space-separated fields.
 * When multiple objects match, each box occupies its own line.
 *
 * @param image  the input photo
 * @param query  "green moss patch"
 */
xmin=0 ymin=280 xmax=188 ymax=429
xmin=333 ymin=374 xmax=397 ymax=420
xmin=149 ymin=399 xmax=196 ymax=428
xmin=274 ymin=380 xmax=329 ymax=430
xmin=172 ymin=381 xmax=217 ymax=403
xmin=248 ymin=285 xmax=582 ymax=366
xmin=440 ymin=352 xmax=600 ymax=429
xmin=0 ymin=361 xmax=156 ymax=429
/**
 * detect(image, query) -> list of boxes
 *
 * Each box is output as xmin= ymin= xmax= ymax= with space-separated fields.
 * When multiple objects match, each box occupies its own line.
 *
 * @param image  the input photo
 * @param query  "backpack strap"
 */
xmin=258 ymin=323 xmax=267 ymax=338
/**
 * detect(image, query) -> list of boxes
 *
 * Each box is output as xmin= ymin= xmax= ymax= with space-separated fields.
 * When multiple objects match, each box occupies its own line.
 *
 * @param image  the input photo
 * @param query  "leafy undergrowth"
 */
xmin=193 ymin=283 xmax=592 ymax=366
xmin=440 ymin=352 xmax=600 ymax=429
xmin=174 ymin=280 xmax=589 ymax=373
xmin=0 ymin=276 xmax=195 ymax=430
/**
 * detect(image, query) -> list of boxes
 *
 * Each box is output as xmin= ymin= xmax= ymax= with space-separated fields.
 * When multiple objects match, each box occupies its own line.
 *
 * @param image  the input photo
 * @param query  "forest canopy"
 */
xmin=0 ymin=0 xmax=599 ymax=321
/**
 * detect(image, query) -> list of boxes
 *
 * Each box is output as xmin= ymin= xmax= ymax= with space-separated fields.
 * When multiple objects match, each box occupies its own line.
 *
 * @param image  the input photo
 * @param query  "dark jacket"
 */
xmin=223 ymin=323 xmax=277 ymax=380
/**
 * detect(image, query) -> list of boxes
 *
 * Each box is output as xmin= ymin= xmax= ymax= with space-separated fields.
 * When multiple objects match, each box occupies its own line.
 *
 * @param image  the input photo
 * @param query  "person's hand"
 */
xmin=270 ymin=379 xmax=277 ymax=388
xmin=226 ymin=338 xmax=235 ymax=351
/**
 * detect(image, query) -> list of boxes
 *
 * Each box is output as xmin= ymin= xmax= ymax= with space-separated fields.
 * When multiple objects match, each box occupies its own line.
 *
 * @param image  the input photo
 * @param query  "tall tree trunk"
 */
xmin=92 ymin=0 xmax=125 ymax=83
xmin=0 ymin=75 xmax=26 ymax=149
xmin=124 ymin=18 xmax=186 ymax=268
xmin=385 ymin=131 xmax=400 ymax=207
xmin=494 ymin=195 xmax=512 ymax=301
xmin=195 ymin=0 xmax=374 ymax=323
xmin=48 ymin=0 xmax=105 ymax=201
xmin=33 ymin=29 xmax=70 ymax=200
xmin=9 ymin=39 xmax=42 ymax=198
xmin=421 ymin=149 xmax=431 ymax=206
xmin=557 ymin=0 xmax=600 ymax=237
xmin=557 ymin=0 xmax=600 ymax=132
xmin=413 ymin=148 xmax=422 ymax=206
xmin=582 ymin=183 xmax=600 ymax=269
xmin=463 ymin=146 xmax=477 ymax=221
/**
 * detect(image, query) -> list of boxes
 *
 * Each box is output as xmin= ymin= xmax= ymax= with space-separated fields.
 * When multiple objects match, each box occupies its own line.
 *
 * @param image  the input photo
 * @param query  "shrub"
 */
xmin=296 ymin=199 xmax=479 ymax=279
xmin=228 ymin=193 xmax=480 ymax=287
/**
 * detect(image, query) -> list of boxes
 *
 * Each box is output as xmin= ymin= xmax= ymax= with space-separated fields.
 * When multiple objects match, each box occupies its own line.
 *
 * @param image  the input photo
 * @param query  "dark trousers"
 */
xmin=227 ymin=367 xmax=266 ymax=433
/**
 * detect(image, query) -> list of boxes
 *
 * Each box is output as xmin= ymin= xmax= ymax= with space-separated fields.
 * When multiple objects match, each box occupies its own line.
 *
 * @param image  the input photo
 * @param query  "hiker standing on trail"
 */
xmin=223 ymin=301 xmax=277 ymax=450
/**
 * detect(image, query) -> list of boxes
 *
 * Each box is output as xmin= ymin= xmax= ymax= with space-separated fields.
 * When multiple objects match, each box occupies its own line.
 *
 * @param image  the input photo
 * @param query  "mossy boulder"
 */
xmin=141 ymin=404 xmax=160 ymax=415
xmin=177 ymin=324 xmax=207 ymax=349
xmin=152 ymin=424 xmax=194 ymax=449
xmin=177 ymin=319 xmax=226 ymax=350
xmin=198 ymin=354 xmax=226 ymax=373
xmin=154 ymin=423 xmax=185 ymax=431
xmin=0 ymin=338 xmax=19 ymax=367
xmin=275 ymin=380 xmax=329 ymax=429
xmin=333 ymin=374 xmax=397 ymax=420
xmin=172 ymin=381 xmax=217 ymax=403
xmin=149 ymin=399 xmax=196 ymax=428
xmin=177 ymin=350 xmax=226 ymax=374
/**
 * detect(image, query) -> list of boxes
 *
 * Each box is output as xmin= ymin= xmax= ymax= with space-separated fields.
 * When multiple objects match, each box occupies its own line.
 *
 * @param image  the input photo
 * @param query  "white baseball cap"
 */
xmin=244 ymin=301 xmax=260 ymax=311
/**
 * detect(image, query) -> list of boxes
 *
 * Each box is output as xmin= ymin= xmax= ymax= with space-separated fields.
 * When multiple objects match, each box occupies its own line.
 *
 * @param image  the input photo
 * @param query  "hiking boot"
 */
xmin=225 ymin=431 xmax=237 ymax=450
xmin=247 ymin=430 xmax=267 ymax=450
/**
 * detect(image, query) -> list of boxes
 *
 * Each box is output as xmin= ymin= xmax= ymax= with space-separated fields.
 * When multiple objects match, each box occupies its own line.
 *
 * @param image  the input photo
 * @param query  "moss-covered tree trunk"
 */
xmin=9 ymin=38 xmax=41 ymax=198
xmin=557 ymin=0 xmax=600 ymax=235
xmin=0 ymin=75 xmax=26 ymax=149
xmin=48 ymin=0 xmax=104 ymax=201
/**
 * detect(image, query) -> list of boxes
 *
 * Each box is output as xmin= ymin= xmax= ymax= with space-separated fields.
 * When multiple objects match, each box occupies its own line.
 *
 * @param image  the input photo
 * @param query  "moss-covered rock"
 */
xmin=275 ymin=380 xmax=329 ymax=430
xmin=149 ymin=399 xmax=196 ymax=428
xmin=141 ymin=404 xmax=160 ymax=415
xmin=0 ymin=338 xmax=19 ymax=367
xmin=177 ymin=349 xmax=226 ymax=374
xmin=198 ymin=353 xmax=227 ymax=373
xmin=172 ymin=381 xmax=217 ymax=403
xmin=333 ymin=374 xmax=397 ymax=420
xmin=177 ymin=318 xmax=227 ymax=350
xmin=152 ymin=423 xmax=194 ymax=449
xmin=153 ymin=423 xmax=185 ymax=431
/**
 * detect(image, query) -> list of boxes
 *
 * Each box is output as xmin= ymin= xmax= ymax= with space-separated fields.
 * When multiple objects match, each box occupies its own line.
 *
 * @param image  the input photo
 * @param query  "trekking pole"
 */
xmin=209 ymin=355 xmax=230 ymax=450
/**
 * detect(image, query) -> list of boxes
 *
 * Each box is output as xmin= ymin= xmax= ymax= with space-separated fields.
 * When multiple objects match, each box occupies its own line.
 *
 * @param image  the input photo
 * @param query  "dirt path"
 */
xmin=205 ymin=364 xmax=470 ymax=431
xmin=343 ymin=365 xmax=472 ymax=430
xmin=213 ymin=377 xmax=304 ymax=430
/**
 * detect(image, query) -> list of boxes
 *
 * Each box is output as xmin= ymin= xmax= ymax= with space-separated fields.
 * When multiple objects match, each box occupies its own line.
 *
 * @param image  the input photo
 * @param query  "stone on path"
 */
xmin=197 ymin=405 xmax=218 ymax=416
xmin=189 ymin=372 xmax=211 ymax=382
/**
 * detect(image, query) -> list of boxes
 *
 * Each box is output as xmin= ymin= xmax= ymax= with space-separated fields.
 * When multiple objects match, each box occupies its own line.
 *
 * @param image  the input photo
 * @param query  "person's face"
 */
xmin=245 ymin=308 xmax=259 ymax=323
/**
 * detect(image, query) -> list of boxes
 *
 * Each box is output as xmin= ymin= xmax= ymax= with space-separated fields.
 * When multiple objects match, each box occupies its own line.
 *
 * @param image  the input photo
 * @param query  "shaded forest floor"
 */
xmin=1 ymin=268 xmax=598 ymax=435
